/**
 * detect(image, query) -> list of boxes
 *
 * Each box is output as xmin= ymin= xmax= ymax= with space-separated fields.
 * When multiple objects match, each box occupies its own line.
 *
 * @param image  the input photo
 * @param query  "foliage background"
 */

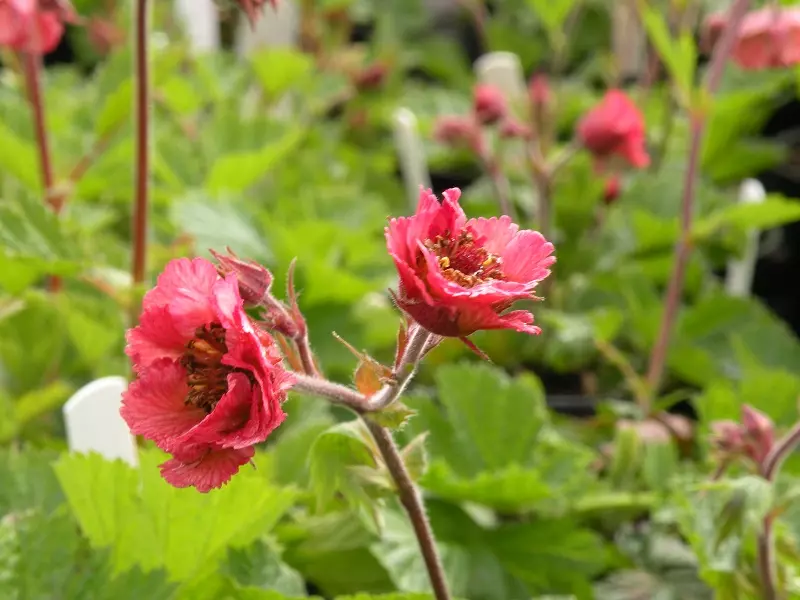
xmin=2 ymin=0 xmax=800 ymax=598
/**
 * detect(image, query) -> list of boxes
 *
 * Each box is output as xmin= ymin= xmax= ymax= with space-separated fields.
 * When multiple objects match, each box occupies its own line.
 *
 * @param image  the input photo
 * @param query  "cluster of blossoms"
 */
xmin=711 ymin=405 xmax=775 ymax=469
xmin=433 ymin=74 xmax=649 ymax=207
xmin=704 ymin=5 xmax=800 ymax=71
xmin=0 ymin=0 xmax=76 ymax=54
xmin=123 ymin=188 xmax=554 ymax=491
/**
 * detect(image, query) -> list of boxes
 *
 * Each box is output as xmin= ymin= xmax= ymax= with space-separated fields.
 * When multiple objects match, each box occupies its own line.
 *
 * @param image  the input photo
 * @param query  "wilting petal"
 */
xmin=120 ymin=359 xmax=206 ymax=451
xmin=159 ymin=446 xmax=255 ymax=493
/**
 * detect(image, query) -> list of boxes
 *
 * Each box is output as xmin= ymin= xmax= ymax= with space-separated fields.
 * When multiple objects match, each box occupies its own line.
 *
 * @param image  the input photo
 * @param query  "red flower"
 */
xmin=577 ymin=90 xmax=650 ymax=170
xmin=386 ymin=188 xmax=555 ymax=340
xmin=473 ymin=84 xmax=507 ymax=125
xmin=122 ymin=258 xmax=293 ymax=492
xmin=731 ymin=7 xmax=800 ymax=70
xmin=0 ymin=0 xmax=75 ymax=54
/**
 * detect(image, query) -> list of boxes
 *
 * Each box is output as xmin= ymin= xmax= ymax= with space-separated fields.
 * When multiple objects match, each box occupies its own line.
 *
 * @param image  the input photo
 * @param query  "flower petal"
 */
xmin=467 ymin=215 xmax=518 ymax=255
xmin=159 ymin=446 xmax=255 ymax=493
xmin=125 ymin=305 xmax=187 ymax=369
xmin=501 ymin=230 xmax=556 ymax=284
xmin=120 ymin=358 xmax=205 ymax=451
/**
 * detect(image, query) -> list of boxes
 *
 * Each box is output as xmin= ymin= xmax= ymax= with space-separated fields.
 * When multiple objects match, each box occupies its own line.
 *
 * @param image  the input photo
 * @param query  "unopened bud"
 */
xmin=498 ymin=118 xmax=532 ymax=140
xmin=528 ymin=73 xmax=552 ymax=111
xmin=710 ymin=420 xmax=745 ymax=455
xmin=236 ymin=0 xmax=277 ymax=26
xmin=210 ymin=248 xmax=273 ymax=306
xmin=432 ymin=115 xmax=483 ymax=154
xmin=741 ymin=405 xmax=775 ymax=465
xmin=603 ymin=176 xmax=621 ymax=205
xmin=353 ymin=62 xmax=388 ymax=92
xmin=473 ymin=84 xmax=507 ymax=126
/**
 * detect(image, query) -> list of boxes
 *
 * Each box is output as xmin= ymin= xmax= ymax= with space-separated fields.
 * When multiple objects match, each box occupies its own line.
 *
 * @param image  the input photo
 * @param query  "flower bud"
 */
xmin=528 ymin=73 xmax=551 ymax=114
xmin=710 ymin=420 xmax=745 ymax=455
xmin=237 ymin=0 xmax=277 ymax=26
xmin=498 ymin=118 xmax=532 ymax=140
xmin=473 ymin=84 xmax=507 ymax=126
xmin=433 ymin=115 xmax=483 ymax=154
xmin=603 ymin=176 xmax=621 ymax=205
xmin=741 ymin=405 xmax=775 ymax=465
xmin=210 ymin=248 xmax=273 ymax=306
xmin=353 ymin=62 xmax=388 ymax=92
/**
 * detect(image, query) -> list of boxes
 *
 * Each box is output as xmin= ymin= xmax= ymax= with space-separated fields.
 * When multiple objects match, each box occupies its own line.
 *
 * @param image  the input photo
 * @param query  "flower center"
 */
xmin=423 ymin=229 xmax=505 ymax=288
xmin=181 ymin=323 xmax=232 ymax=413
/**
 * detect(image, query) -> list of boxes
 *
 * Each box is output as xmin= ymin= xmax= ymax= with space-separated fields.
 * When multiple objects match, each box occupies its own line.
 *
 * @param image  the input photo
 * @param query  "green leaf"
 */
xmin=0 ymin=121 xmax=40 ymax=191
xmin=205 ymin=127 xmax=306 ymax=193
xmin=171 ymin=191 xmax=272 ymax=262
xmin=368 ymin=403 xmax=417 ymax=430
xmin=399 ymin=432 xmax=428 ymax=482
xmin=54 ymin=450 xmax=298 ymax=581
xmin=0 ymin=381 xmax=73 ymax=443
xmin=640 ymin=6 xmax=696 ymax=100
xmin=693 ymin=194 xmax=800 ymax=240
xmin=434 ymin=363 xmax=548 ymax=475
xmin=308 ymin=420 xmax=378 ymax=513
xmin=95 ymin=78 xmax=132 ymax=136
xmin=487 ymin=519 xmax=610 ymax=595
xmin=0 ymin=193 xmax=82 ymax=275
xmin=421 ymin=461 xmax=551 ymax=512
xmin=250 ymin=49 xmax=315 ymax=99
xmin=526 ymin=0 xmax=578 ymax=43
xmin=642 ymin=441 xmax=679 ymax=494
xmin=224 ymin=538 xmax=306 ymax=596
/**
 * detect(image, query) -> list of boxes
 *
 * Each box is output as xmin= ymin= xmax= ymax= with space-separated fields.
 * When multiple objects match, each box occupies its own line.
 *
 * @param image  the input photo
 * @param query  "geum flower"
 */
xmin=386 ymin=188 xmax=554 ymax=353
xmin=577 ymin=89 xmax=650 ymax=170
xmin=122 ymin=258 xmax=293 ymax=492
xmin=0 ymin=0 xmax=76 ymax=54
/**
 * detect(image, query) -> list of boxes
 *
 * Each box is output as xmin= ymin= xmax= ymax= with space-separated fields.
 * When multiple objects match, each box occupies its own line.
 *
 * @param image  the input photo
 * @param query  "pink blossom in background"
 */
xmin=432 ymin=115 xmax=483 ymax=154
xmin=577 ymin=89 xmax=650 ymax=170
xmin=122 ymin=258 xmax=294 ymax=492
xmin=473 ymin=84 xmax=507 ymax=125
xmin=238 ymin=0 xmax=278 ymax=25
xmin=0 ymin=0 xmax=75 ymax=54
xmin=386 ymin=188 xmax=555 ymax=341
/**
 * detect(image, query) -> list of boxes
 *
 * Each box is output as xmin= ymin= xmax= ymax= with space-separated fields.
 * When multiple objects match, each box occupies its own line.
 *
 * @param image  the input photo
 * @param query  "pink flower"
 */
xmin=498 ymin=118 xmax=532 ymax=140
xmin=732 ymin=7 xmax=800 ymax=70
xmin=528 ymin=73 xmax=552 ymax=110
xmin=577 ymin=90 xmax=650 ymax=170
xmin=386 ymin=188 xmax=555 ymax=340
xmin=122 ymin=258 xmax=294 ymax=492
xmin=0 ymin=0 xmax=75 ymax=54
xmin=473 ymin=84 xmax=507 ymax=125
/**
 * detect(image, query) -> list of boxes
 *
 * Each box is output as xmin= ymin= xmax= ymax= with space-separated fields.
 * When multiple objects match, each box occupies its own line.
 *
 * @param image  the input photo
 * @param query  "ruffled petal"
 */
xmin=125 ymin=305 xmax=187 ymax=370
xmin=501 ymin=230 xmax=556 ymax=284
xmin=159 ymin=446 xmax=255 ymax=493
xmin=457 ymin=307 xmax=542 ymax=336
xmin=467 ymin=216 xmax=518 ymax=255
xmin=120 ymin=359 xmax=205 ymax=451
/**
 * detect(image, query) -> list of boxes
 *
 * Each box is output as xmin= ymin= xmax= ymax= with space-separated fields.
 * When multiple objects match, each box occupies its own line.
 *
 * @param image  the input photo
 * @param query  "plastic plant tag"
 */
xmin=175 ymin=0 xmax=221 ymax=52
xmin=474 ymin=51 xmax=526 ymax=103
xmin=63 ymin=376 xmax=138 ymax=466
xmin=393 ymin=107 xmax=432 ymax=208
xmin=726 ymin=178 xmax=766 ymax=297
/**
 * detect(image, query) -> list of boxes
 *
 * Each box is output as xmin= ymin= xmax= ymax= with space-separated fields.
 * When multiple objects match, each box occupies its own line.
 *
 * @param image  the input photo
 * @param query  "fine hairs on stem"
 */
xmin=643 ymin=0 xmax=751 ymax=409
xmin=291 ymin=324 xmax=450 ymax=600
xmin=756 ymin=420 xmax=800 ymax=599
xmin=132 ymin=0 xmax=151 ymax=318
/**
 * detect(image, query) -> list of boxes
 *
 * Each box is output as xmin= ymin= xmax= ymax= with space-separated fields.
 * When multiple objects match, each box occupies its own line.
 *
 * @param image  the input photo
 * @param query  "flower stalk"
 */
xmin=643 ymin=0 xmax=751 ymax=406
xmin=20 ymin=50 xmax=60 ymax=292
xmin=131 ymin=0 xmax=151 ymax=315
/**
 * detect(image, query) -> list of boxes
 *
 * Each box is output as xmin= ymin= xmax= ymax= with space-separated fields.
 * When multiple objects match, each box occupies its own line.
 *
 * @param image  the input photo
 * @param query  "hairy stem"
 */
xmin=755 ymin=420 xmax=800 ymax=600
xmin=643 ymin=0 xmax=751 ymax=405
xmin=292 ymin=373 xmax=367 ymax=412
xmin=367 ymin=326 xmax=432 ymax=411
xmin=21 ymin=51 xmax=60 ymax=292
xmin=131 ymin=0 xmax=151 ymax=316
xmin=365 ymin=420 xmax=451 ymax=600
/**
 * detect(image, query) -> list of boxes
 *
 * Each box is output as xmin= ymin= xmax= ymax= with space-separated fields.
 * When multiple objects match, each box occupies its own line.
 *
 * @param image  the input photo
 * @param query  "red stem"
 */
xmin=21 ymin=51 xmax=61 ymax=292
xmin=132 ymin=0 xmax=150 ymax=309
xmin=643 ymin=0 xmax=751 ymax=405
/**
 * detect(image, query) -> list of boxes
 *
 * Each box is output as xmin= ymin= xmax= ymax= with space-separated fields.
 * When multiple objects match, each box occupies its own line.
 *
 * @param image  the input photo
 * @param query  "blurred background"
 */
xmin=2 ymin=0 xmax=800 ymax=598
